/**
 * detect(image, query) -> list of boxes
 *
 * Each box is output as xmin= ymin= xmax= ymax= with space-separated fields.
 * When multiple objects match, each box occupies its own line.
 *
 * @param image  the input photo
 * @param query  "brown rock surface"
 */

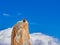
xmin=11 ymin=19 xmax=31 ymax=45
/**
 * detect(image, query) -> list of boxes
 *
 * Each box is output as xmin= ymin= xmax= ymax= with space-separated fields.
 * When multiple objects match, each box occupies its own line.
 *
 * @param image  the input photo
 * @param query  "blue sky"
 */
xmin=0 ymin=0 xmax=60 ymax=39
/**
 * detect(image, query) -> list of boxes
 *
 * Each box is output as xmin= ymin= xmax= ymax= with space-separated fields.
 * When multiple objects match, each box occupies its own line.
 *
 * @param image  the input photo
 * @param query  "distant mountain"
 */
xmin=0 ymin=28 xmax=60 ymax=45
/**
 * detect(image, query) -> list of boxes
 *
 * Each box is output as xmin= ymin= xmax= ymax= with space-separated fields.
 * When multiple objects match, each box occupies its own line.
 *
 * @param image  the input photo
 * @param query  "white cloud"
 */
xmin=30 ymin=33 xmax=60 ymax=45
xmin=0 ymin=28 xmax=60 ymax=45
xmin=2 ymin=13 xmax=10 ymax=16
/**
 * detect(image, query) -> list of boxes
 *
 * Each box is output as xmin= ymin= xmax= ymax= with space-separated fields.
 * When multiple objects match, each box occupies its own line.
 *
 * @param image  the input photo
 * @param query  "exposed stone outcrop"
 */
xmin=11 ymin=19 xmax=31 ymax=45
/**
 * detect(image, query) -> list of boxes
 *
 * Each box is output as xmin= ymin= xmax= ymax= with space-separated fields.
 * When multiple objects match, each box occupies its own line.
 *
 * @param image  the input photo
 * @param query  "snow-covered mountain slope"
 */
xmin=0 ymin=28 xmax=60 ymax=45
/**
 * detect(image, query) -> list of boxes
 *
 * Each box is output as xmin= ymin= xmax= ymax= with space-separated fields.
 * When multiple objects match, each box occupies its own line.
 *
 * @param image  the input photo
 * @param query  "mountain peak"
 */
xmin=11 ymin=19 xmax=31 ymax=45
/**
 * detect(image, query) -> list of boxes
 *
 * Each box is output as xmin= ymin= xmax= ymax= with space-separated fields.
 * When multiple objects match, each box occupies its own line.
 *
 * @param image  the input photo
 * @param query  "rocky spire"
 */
xmin=11 ymin=19 xmax=31 ymax=45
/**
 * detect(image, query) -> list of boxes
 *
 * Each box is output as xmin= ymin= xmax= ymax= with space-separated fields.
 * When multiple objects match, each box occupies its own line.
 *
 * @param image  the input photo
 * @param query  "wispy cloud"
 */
xmin=2 ymin=13 xmax=10 ymax=16
xmin=29 ymin=22 xmax=40 ymax=26
xmin=1 ymin=12 xmax=22 ymax=17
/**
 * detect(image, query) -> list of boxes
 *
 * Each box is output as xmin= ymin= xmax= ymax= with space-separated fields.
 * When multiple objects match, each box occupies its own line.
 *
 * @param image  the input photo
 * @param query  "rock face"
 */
xmin=11 ymin=19 xmax=31 ymax=45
